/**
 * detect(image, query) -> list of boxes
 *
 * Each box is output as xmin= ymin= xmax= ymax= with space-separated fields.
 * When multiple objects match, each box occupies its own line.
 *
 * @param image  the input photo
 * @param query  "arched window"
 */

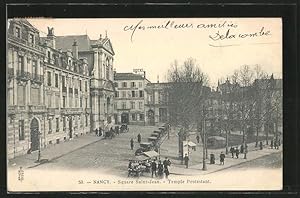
xmin=106 ymin=58 xmax=110 ymax=80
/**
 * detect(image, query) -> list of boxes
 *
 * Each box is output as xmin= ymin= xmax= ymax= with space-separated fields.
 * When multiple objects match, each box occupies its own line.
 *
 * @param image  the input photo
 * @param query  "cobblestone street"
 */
xmin=9 ymin=125 xmax=282 ymax=179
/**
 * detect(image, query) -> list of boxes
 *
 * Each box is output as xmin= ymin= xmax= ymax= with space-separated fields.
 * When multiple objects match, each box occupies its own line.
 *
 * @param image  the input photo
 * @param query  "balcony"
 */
xmin=61 ymin=107 xmax=83 ymax=115
xmin=8 ymin=105 xmax=27 ymax=115
xmin=47 ymin=107 xmax=59 ymax=115
xmin=29 ymin=105 xmax=47 ymax=113
xmin=31 ymin=74 xmax=44 ymax=84
xmin=8 ymin=68 xmax=14 ymax=79
xmin=16 ymin=70 xmax=31 ymax=81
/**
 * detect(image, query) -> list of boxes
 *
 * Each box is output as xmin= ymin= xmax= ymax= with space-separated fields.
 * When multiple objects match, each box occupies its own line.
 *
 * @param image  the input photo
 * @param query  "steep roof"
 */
xmin=55 ymin=35 xmax=91 ymax=51
xmin=114 ymin=73 xmax=145 ymax=81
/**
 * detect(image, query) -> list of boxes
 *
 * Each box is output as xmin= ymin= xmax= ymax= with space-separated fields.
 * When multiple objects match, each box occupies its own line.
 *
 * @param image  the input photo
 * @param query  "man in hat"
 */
xmin=184 ymin=154 xmax=189 ymax=168
xmin=220 ymin=152 xmax=225 ymax=165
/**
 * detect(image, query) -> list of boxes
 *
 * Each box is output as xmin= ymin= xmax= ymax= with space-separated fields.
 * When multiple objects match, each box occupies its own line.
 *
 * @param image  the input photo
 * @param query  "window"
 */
xmin=15 ymin=27 xmax=21 ymax=38
xmin=139 ymin=102 xmax=143 ymax=109
xmin=32 ymin=60 xmax=37 ymax=77
xmin=114 ymin=82 xmax=118 ymax=88
xmin=55 ymin=73 xmax=58 ymax=88
xmin=63 ymin=117 xmax=66 ymax=131
xmin=106 ymin=59 xmax=110 ymax=79
xmin=139 ymin=82 xmax=143 ymax=88
xmin=131 ymin=91 xmax=135 ymax=97
xmin=131 ymin=82 xmax=136 ymax=88
xmin=29 ymin=33 xmax=34 ymax=44
xmin=18 ymin=120 xmax=25 ymax=141
xmin=85 ymin=81 xmax=88 ymax=92
xmin=115 ymin=91 xmax=119 ymax=98
xmin=139 ymin=90 xmax=144 ymax=97
xmin=80 ymin=97 xmax=82 ymax=107
xmin=122 ymin=91 xmax=126 ymax=98
xmin=18 ymin=56 xmax=24 ymax=72
xmin=79 ymin=80 xmax=82 ymax=91
xmin=131 ymin=101 xmax=135 ymax=109
xmin=85 ymin=115 xmax=88 ymax=126
xmin=132 ymin=114 xmax=137 ymax=121
xmin=140 ymin=114 xmax=145 ymax=121
xmin=47 ymin=51 xmax=51 ymax=63
xmin=114 ymin=103 xmax=117 ymax=110
xmin=56 ymin=118 xmax=59 ymax=132
xmin=85 ymin=97 xmax=88 ymax=108
xmin=122 ymin=102 xmax=126 ymax=109
xmin=48 ymin=119 xmax=52 ymax=134
xmin=47 ymin=71 xmax=51 ymax=86
xmin=62 ymin=96 xmax=66 ymax=108
xmin=122 ymin=82 xmax=127 ymax=88
xmin=62 ymin=76 xmax=66 ymax=88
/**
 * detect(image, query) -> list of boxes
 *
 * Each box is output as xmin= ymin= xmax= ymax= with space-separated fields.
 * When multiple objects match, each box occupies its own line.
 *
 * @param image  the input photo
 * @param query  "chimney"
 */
xmin=72 ymin=40 xmax=78 ymax=59
xmin=47 ymin=27 xmax=56 ymax=49
xmin=143 ymin=71 xmax=146 ymax=78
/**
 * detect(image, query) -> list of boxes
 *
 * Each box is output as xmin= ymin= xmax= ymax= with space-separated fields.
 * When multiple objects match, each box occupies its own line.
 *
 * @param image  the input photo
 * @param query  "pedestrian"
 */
xmin=240 ymin=144 xmax=244 ymax=154
xmin=95 ymin=128 xmax=99 ymax=136
xmin=274 ymin=140 xmax=278 ymax=150
xmin=235 ymin=147 xmax=239 ymax=159
xmin=157 ymin=161 xmax=164 ymax=178
xmin=230 ymin=146 xmax=235 ymax=158
xmin=259 ymin=141 xmax=263 ymax=150
xmin=151 ymin=160 xmax=157 ymax=178
xmin=220 ymin=152 xmax=225 ymax=165
xmin=130 ymin=138 xmax=134 ymax=150
xmin=196 ymin=135 xmax=200 ymax=143
xmin=115 ymin=126 xmax=119 ymax=135
xmin=137 ymin=133 xmax=141 ymax=143
xmin=163 ymin=157 xmax=171 ymax=168
xmin=99 ymin=127 xmax=103 ymax=137
xmin=270 ymin=139 xmax=274 ymax=149
xmin=184 ymin=154 xmax=189 ymax=168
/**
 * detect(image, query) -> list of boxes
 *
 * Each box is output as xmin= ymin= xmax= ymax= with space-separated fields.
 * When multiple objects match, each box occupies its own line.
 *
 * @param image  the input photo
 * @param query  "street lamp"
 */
xmin=202 ymin=105 xmax=207 ymax=171
xmin=224 ymin=115 xmax=229 ymax=155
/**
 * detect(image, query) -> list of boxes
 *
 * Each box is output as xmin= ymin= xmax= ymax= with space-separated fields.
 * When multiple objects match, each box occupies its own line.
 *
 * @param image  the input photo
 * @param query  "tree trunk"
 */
xmin=255 ymin=126 xmax=259 ymax=147
xmin=225 ymin=130 xmax=229 ymax=154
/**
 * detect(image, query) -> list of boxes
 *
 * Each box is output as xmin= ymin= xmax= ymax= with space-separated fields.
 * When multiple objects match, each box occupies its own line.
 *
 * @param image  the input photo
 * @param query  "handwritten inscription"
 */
xmin=123 ymin=20 xmax=272 ymax=46
xmin=123 ymin=20 xmax=239 ymax=42
xmin=209 ymin=27 xmax=271 ymax=41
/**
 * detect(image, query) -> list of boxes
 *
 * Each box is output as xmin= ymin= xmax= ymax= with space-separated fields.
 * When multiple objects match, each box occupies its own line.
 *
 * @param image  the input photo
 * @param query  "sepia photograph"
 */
xmin=7 ymin=17 xmax=282 ymax=191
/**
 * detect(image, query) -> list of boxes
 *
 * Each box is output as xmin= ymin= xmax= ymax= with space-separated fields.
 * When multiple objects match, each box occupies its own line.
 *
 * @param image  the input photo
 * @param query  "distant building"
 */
xmin=55 ymin=32 xmax=115 ymax=131
xmin=144 ymin=83 xmax=169 ymax=125
xmin=114 ymin=70 xmax=150 ymax=125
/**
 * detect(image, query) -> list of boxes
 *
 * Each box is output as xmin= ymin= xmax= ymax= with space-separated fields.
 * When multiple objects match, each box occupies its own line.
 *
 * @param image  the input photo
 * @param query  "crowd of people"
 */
xmin=127 ymin=157 xmax=171 ymax=179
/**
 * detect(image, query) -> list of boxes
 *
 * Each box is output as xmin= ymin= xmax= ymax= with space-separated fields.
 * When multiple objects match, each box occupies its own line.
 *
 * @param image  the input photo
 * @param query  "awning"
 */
xmin=130 ymin=155 xmax=149 ymax=161
xmin=151 ymin=133 xmax=159 ymax=137
xmin=183 ymin=141 xmax=197 ymax=147
xmin=154 ymin=130 xmax=161 ymax=133
xmin=143 ymin=150 xmax=159 ymax=158
xmin=140 ymin=142 xmax=152 ymax=146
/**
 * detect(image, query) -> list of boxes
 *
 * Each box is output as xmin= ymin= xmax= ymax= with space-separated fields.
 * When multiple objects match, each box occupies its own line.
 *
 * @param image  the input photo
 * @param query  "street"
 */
xmin=21 ymin=125 xmax=282 ymax=178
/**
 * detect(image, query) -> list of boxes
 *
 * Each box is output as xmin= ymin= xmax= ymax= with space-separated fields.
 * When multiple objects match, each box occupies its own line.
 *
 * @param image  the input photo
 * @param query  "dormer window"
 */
xmin=15 ymin=26 xmax=21 ymax=38
xmin=29 ymin=33 xmax=34 ymax=44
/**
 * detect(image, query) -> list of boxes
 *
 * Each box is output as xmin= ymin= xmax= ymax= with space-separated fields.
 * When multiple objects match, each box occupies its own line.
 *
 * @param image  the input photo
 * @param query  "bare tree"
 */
xmin=166 ymin=58 xmax=209 ymax=131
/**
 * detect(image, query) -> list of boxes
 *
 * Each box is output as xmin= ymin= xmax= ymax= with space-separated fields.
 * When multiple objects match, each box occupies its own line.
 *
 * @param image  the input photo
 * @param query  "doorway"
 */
xmin=121 ymin=113 xmax=129 ymax=124
xmin=30 ymin=118 xmax=39 ymax=151
xmin=69 ymin=117 xmax=73 ymax=138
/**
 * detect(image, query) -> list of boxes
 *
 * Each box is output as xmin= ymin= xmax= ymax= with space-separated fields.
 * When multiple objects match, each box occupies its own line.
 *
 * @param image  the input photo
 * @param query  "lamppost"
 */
xmin=36 ymin=129 xmax=42 ymax=162
xmin=224 ymin=115 xmax=229 ymax=155
xmin=202 ymin=105 xmax=207 ymax=171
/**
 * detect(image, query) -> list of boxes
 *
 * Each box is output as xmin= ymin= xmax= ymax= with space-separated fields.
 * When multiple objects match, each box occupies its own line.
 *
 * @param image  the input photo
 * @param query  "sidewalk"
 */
xmin=8 ymin=134 xmax=102 ymax=169
xmin=169 ymin=142 xmax=282 ymax=176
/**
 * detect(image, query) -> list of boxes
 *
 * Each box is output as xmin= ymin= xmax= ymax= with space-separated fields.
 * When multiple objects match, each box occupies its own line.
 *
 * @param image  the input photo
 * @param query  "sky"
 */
xmin=27 ymin=18 xmax=282 ymax=87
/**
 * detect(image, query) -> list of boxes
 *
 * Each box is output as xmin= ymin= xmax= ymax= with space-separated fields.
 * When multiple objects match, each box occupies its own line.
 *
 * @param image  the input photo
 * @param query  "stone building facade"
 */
xmin=55 ymin=33 xmax=115 ymax=131
xmin=144 ymin=83 xmax=169 ymax=126
xmin=7 ymin=19 xmax=113 ymax=159
xmin=114 ymin=71 xmax=150 ymax=125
